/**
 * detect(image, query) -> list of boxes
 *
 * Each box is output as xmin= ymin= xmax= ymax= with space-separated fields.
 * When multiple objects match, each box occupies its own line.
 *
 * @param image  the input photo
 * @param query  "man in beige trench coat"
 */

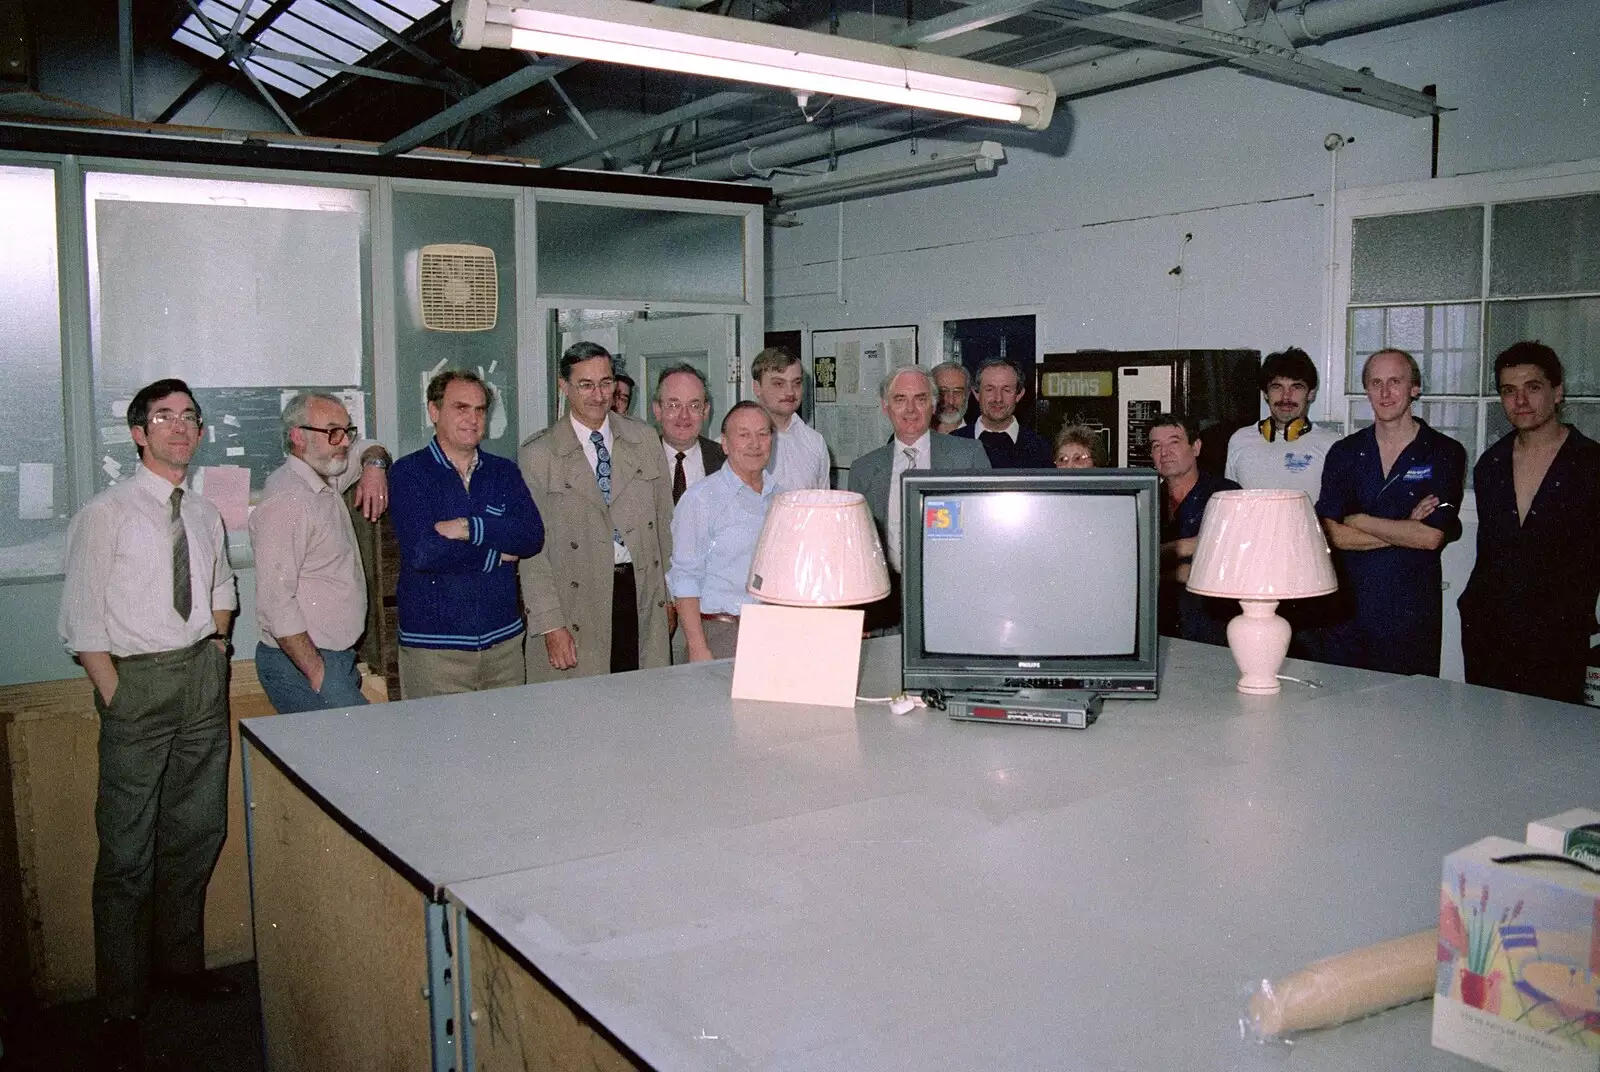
xmin=519 ymin=341 xmax=675 ymax=683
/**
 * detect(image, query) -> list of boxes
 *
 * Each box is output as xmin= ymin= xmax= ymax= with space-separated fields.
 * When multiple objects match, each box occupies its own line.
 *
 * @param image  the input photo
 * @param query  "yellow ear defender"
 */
xmin=1258 ymin=417 xmax=1312 ymax=442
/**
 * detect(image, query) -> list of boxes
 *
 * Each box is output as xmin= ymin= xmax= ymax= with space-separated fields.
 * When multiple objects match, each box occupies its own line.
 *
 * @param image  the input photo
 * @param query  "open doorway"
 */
xmin=942 ymin=315 xmax=1037 ymax=431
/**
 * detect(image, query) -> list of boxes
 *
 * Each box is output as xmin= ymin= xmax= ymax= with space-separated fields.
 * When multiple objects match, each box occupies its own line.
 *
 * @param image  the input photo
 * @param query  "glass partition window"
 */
xmin=536 ymin=200 xmax=745 ymax=304
xmin=1346 ymin=192 xmax=1600 ymax=485
xmin=0 ymin=166 xmax=67 ymax=580
xmin=85 ymin=172 xmax=372 ymax=495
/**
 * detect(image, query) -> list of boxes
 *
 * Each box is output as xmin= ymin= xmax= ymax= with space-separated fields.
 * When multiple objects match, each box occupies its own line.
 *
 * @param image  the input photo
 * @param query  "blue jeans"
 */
xmin=255 ymin=642 xmax=369 ymax=713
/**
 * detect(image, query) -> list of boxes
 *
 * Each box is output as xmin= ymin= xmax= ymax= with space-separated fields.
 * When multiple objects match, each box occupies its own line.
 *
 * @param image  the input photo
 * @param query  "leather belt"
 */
xmin=701 ymin=613 xmax=739 ymax=624
xmin=613 ymin=562 xmax=634 ymax=574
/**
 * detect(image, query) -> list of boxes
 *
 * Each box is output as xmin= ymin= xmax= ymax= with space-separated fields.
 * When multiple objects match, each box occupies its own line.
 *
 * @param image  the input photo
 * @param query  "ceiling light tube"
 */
xmin=772 ymin=142 xmax=1005 ymax=212
xmin=452 ymin=0 xmax=1056 ymax=130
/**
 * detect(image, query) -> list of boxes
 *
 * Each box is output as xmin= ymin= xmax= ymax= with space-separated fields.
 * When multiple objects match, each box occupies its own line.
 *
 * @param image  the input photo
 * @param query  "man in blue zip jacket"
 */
xmin=1317 ymin=349 xmax=1466 ymax=677
xmin=390 ymin=369 xmax=544 ymax=698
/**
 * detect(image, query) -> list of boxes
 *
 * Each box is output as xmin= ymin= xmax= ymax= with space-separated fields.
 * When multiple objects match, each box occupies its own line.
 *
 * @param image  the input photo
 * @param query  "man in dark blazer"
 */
xmin=852 ymin=365 xmax=990 ymax=630
xmin=952 ymin=357 xmax=1053 ymax=468
xmin=652 ymin=363 xmax=725 ymax=505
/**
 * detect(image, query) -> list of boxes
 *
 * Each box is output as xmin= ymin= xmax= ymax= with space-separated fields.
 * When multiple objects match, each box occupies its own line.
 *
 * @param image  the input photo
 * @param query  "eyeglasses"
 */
xmin=660 ymin=401 xmax=707 ymax=416
xmin=148 ymin=411 xmax=202 ymax=429
xmin=571 ymin=378 xmax=616 ymax=395
xmin=299 ymin=424 xmax=359 ymax=446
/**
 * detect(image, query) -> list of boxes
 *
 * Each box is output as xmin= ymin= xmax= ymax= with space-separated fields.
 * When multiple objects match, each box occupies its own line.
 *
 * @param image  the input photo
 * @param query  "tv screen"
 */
xmin=901 ymin=469 xmax=1161 ymax=699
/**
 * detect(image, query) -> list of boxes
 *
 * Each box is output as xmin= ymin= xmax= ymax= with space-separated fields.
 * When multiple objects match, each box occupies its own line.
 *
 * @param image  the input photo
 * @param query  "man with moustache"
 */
xmin=250 ymin=392 xmax=391 ymax=713
xmin=390 ymin=369 xmax=544 ymax=699
xmin=1317 ymin=348 xmax=1466 ymax=677
xmin=1225 ymin=347 xmax=1340 ymax=499
xmin=851 ymin=365 xmax=989 ymax=630
xmin=651 ymin=363 xmax=725 ymax=506
xmin=751 ymin=346 xmax=830 ymax=490
xmin=953 ymin=358 xmax=1053 ymax=468
xmin=1458 ymin=341 xmax=1600 ymax=702
xmin=667 ymin=402 xmax=782 ymax=660
xmin=520 ymin=341 xmax=675 ymax=682
xmin=58 ymin=379 xmax=239 ymax=1064
xmin=929 ymin=360 xmax=972 ymax=434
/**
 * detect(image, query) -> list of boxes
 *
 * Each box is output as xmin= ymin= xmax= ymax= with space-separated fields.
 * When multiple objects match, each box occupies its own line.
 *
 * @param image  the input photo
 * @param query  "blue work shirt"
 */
xmin=1315 ymin=420 xmax=1466 ymax=676
xmin=1160 ymin=470 xmax=1240 ymax=646
xmin=666 ymin=466 xmax=783 ymax=616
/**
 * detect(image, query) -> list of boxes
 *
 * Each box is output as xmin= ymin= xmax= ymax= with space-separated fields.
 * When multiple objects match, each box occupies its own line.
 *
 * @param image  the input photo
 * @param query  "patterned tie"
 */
xmin=170 ymin=487 xmax=192 ymax=620
xmin=590 ymin=431 xmax=624 ymax=546
xmin=673 ymin=451 xmax=687 ymax=505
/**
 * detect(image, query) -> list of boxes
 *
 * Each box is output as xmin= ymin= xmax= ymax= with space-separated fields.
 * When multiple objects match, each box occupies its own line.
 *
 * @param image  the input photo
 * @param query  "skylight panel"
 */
xmin=170 ymin=0 xmax=447 ymax=103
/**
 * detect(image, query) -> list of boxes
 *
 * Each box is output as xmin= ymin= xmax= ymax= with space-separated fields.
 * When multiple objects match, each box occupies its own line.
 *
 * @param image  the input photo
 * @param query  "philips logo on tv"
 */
xmin=1018 ymin=661 xmax=1041 ymax=668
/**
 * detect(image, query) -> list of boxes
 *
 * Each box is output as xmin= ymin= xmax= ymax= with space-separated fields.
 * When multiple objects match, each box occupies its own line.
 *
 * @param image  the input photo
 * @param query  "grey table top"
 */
xmin=240 ymin=639 xmax=1383 ymax=897
xmin=442 ymin=653 xmax=1594 ymax=1072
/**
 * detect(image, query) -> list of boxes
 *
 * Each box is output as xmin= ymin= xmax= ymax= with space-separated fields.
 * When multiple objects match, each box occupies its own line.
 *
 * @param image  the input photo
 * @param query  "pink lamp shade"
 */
xmin=1185 ymin=490 xmax=1337 ymax=696
xmin=747 ymin=490 xmax=890 ymax=607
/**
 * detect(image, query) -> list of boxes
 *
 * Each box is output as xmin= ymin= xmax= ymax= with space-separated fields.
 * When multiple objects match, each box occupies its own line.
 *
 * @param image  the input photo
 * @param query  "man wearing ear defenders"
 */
xmin=1224 ymin=347 xmax=1340 ymax=499
xmin=1316 ymin=349 xmax=1466 ymax=677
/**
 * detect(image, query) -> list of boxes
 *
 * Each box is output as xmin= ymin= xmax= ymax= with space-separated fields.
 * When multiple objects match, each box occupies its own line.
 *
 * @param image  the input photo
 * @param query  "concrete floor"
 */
xmin=1 ymin=962 xmax=261 ymax=1071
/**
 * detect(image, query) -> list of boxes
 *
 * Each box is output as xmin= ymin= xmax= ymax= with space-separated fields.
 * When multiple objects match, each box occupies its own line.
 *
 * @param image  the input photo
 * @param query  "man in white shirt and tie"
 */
xmin=850 ymin=365 xmax=989 ymax=630
xmin=520 ymin=342 xmax=675 ymax=683
xmin=651 ymin=363 xmax=725 ymax=506
xmin=58 ymin=378 xmax=240 ymax=1063
xmin=751 ymin=346 xmax=831 ymax=491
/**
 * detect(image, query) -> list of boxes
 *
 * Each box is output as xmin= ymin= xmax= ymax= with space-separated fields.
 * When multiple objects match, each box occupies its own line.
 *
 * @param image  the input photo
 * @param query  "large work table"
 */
xmin=239 ymin=639 xmax=1598 ymax=1071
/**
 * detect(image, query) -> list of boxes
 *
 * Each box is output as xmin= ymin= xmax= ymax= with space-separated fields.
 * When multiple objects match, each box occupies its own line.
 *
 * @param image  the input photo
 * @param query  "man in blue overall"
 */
xmin=1316 ymin=349 xmax=1466 ymax=676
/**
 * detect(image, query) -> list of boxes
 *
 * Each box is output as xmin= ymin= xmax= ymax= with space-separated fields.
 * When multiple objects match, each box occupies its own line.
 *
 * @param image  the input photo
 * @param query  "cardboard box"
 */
xmin=1528 ymin=809 xmax=1600 ymax=867
xmin=1433 ymin=836 xmax=1600 ymax=1072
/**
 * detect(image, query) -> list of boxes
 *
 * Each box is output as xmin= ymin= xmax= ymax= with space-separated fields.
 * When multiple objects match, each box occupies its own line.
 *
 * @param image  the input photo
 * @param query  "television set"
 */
xmin=900 ymin=469 xmax=1161 ymax=705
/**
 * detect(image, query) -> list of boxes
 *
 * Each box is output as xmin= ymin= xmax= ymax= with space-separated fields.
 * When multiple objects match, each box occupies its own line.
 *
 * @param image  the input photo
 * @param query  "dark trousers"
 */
xmin=93 ymin=637 xmax=230 ymax=1017
xmin=611 ymin=563 xmax=639 ymax=673
xmin=1461 ymin=612 xmax=1590 ymax=704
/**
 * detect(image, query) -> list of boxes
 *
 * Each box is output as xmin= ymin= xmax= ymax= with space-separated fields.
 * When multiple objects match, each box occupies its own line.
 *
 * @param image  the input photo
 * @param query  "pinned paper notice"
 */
xmin=18 ymin=463 xmax=53 ymax=520
xmin=111 ymin=399 xmax=130 ymax=418
xmin=101 ymin=425 xmax=133 ymax=446
xmin=222 ymin=414 xmax=241 ymax=427
xmin=225 ymin=446 xmax=245 ymax=457
xmin=199 ymin=465 xmax=251 ymax=532
xmin=102 ymin=456 xmax=123 ymax=481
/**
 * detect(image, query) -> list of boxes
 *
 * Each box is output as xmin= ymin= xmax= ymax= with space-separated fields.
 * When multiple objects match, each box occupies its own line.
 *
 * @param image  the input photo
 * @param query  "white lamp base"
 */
xmin=1226 ymin=599 xmax=1290 ymax=695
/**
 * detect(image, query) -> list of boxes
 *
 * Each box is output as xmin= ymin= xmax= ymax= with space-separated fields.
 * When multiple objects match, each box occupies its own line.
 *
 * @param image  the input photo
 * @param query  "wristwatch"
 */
xmin=362 ymin=454 xmax=390 ymax=470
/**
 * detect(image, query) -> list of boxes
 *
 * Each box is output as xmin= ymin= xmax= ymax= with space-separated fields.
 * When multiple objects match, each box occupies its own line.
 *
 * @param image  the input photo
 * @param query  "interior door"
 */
xmin=618 ymin=314 xmax=738 ymax=423
xmin=1116 ymin=364 xmax=1173 ymax=468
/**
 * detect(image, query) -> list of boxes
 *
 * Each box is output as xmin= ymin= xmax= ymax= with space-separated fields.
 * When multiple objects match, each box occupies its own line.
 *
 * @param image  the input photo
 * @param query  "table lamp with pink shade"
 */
xmin=1185 ymin=489 xmax=1338 ymax=695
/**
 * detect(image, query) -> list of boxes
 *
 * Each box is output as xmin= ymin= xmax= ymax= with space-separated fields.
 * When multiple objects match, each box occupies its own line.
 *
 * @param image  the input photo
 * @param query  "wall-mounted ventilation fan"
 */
xmin=416 ymin=243 xmax=498 ymax=332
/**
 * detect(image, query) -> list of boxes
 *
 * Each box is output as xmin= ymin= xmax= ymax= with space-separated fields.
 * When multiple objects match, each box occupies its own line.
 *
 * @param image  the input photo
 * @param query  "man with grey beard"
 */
xmin=930 ymin=360 xmax=971 ymax=434
xmin=249 ymin=391 xmax=391 ymax=712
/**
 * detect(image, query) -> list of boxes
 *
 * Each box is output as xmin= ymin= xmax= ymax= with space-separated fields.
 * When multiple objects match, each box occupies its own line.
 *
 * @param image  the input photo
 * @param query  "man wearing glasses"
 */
xmin=58 ymin=378 xmax=239 ymax=1064
xmin=520 ymin=341 xmax=675 ymax=683
xmin=651 ymin=363 xmax=725 ymax=506
xmin=249 ymin=392 xmax=391 ymax=713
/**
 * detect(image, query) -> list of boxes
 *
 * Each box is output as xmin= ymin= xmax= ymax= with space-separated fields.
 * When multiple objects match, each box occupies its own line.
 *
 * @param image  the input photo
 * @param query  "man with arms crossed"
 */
xmin=752 ymin=346 xmax=831 ymax=490
xmin=250 ymin=392 xmax=390 ymax=712
xmin=390 ymin=369 xmax=544 ymax=698
xmin=652 ymin=363 xmax=725 ymax=506
xmin=929 ymin=359 xmax=972 ymax=434
xmin=668 ymin=401 xmax=782 ymax=660
xmin=952 ymin=358 xmax=1053 ymax=468
xmin=1316 ymin=349 xmax=1466 ymax=677
xmin=521 ymin=342 xmax=675 ymax=682
xmin=59 ymin=379 xmax=238 ymax=1067
xmin=1458 ymin=341 xmax=1600 ymax=702
xmin=1150 ymin=413 xmax=1239 ymax=646
xmin=852 ymin=365 xmax=989 ymax=630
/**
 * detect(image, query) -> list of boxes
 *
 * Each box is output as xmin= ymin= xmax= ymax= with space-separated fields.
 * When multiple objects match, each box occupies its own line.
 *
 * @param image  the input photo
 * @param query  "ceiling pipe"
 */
xmin=671 ymin=0 xmax=1504 ymax=181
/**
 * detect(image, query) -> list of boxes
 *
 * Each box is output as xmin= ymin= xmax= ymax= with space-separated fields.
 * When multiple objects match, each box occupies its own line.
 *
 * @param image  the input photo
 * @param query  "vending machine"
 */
xmin=1033 ymin=350 xmax=1261 ymax=474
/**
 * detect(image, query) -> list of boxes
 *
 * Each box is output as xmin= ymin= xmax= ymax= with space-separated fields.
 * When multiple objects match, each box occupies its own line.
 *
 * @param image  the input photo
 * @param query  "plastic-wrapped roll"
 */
xmin=1248 ymin=929 xmax=1438 ymax=1037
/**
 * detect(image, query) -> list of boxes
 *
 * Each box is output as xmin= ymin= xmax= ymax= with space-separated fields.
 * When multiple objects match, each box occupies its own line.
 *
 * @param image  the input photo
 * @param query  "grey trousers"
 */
xmin=93 ymin=638 xmax=230 ymax=1017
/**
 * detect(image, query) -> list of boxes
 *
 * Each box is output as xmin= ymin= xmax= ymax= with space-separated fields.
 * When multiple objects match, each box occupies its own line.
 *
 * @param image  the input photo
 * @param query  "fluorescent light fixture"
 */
xmin=451 ymin=0 xmax=1056 ymax=130
xmin=772 ymin=142 xmax=1005 ymax=212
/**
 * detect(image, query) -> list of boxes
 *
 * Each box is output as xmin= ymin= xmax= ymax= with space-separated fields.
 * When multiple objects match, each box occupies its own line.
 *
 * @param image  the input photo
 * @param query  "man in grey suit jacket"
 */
xmin=651 ymin=363 xmax=725 ymax=505
xmin=852 ymin=365 xmax=990 ymax=630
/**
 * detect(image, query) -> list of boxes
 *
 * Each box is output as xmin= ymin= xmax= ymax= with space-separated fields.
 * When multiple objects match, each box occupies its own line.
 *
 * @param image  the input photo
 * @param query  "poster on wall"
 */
xmin=811 ymin=325 xmax=918 ymax=469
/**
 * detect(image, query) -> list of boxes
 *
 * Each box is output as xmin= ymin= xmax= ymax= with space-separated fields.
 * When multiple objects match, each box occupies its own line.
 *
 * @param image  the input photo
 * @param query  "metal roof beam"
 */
xmin=183 ymin=0 xmax=305 ymax=133
xmin=1043 ymin=0 xmax=1442 ymax=116
xmin=249 ymin=45 xmax=459 ymax=89
xmin=378 ymin=55 xmax=577 ymax=154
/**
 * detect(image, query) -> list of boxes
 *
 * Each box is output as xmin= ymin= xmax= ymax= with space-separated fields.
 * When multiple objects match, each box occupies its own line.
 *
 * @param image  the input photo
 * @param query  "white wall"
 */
xmin=768 ymin=0 xmax=1600 ymax=376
